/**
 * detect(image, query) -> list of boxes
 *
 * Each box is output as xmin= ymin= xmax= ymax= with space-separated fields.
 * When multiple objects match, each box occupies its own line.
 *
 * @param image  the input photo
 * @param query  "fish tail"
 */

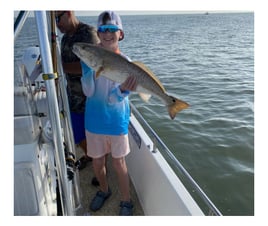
xmin=167 ymin=96 xmax=189 ymax=120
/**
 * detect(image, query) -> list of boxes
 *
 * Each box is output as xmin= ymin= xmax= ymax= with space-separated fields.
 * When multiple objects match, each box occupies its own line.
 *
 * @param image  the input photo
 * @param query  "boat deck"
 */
xmin=75 ymin=147 xmax=144 ymax=216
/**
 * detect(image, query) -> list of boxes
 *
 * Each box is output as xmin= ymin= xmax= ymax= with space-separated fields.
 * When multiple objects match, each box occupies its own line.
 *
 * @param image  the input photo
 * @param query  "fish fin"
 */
xmin=138 ymin=93 xmax=152 ymax=102
xmin=96 ymin=66 xmax=104 ymax=78
xmin=132 ymin=61 xmax=166 ymax=92
xmin=167 ymin=95 xmax=189 ymax=120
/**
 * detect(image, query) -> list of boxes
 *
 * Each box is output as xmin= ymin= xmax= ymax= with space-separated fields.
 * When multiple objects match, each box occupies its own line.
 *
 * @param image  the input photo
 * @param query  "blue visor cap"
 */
xmin=98 ymin=24 xmax=120 ymax=33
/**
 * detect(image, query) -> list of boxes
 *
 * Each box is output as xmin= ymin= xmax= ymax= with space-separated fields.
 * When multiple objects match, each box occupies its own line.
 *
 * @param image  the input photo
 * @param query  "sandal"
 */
xmin=119 ymin=201 xmax=133 ymax=216
xmin=90 ymin=188 xmax=112 ymax=211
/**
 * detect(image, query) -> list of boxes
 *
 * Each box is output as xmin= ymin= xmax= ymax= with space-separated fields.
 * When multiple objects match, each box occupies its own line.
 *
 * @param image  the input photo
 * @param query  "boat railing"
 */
xmin=130 ymin=102 xmax=222 ymax=216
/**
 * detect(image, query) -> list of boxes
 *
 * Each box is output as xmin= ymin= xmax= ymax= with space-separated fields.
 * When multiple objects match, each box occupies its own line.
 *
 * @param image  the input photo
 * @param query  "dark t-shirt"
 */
xmin=61 ymin=22 xmax=99 ymax=113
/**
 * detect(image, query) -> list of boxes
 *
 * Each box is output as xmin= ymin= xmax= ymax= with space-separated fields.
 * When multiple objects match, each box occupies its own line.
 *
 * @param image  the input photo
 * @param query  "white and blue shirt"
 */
xmin=80 ymin=61 xmax=130 ymax=135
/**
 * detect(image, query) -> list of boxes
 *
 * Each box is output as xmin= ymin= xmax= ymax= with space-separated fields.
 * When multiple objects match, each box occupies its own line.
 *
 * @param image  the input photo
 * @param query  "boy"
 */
xmin=80 ymin=11 xmax=137 ymax=216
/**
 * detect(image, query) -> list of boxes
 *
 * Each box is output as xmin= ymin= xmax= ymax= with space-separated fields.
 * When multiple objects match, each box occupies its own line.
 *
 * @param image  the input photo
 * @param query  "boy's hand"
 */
xmin=120 ymin=75 xmax=138 ymax=92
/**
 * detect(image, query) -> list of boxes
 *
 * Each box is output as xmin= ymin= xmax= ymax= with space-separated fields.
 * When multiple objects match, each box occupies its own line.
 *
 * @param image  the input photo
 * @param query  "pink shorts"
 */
xmin=85 ymin=131 xmax=130 ymax=158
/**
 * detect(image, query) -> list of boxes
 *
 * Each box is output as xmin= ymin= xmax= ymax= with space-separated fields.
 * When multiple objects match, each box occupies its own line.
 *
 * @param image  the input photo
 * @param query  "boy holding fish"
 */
xmin=80 ymin=11 xmax=137 ymax=216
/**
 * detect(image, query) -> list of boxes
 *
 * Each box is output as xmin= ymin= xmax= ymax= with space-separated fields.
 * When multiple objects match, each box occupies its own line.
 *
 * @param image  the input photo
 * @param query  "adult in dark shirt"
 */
xmin=55 ymin=11 xmax=99 ymax=170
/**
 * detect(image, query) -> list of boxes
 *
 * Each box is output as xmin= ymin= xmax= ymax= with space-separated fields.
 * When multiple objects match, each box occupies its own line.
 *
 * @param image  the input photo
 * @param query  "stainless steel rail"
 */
xmin=34 ymin=11 xmax=74 ymax=216
xmin=130 ymin=102 xmax=222 ymax=216
xmin=54 ymin=20 xmax=82 ymax=211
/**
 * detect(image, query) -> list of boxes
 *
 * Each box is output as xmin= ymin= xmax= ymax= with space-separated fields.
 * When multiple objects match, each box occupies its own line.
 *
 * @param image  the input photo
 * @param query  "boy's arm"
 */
xmin=80 ymin=61 xmax=95 ymax=97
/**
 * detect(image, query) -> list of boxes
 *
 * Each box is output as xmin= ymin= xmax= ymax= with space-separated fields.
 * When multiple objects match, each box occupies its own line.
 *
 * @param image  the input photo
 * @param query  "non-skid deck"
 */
xmin=75 ymin=147 xmax=144 ymax=216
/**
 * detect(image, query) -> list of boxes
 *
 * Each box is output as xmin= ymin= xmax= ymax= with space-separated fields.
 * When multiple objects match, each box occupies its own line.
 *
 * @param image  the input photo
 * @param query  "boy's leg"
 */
xmin=92 ymin=156 xmax=109 ymax=193
xmin=90 ymin=155 xmax=111 ymax=211
xmin=112 ymin=157 xmax=130 ymax=201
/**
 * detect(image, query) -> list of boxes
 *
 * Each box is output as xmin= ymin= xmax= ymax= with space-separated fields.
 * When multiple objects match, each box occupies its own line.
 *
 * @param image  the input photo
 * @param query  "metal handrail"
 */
xmin=34 ymin=11 xmax=74 ymax=215
xmin=53 ymin=14 xmax=82 ymax=210
xmin=130 ymin=102 xmax=222 ymax=216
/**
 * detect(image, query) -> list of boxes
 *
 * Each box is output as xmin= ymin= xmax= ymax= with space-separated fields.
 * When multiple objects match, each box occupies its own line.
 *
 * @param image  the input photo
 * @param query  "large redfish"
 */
xmin=72 ymin=43 xmax=189 ymax=119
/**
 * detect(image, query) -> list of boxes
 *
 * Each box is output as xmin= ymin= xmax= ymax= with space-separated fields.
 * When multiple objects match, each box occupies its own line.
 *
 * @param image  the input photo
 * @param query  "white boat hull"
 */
xmin=127 ymin=115 xmax=204 ymax=216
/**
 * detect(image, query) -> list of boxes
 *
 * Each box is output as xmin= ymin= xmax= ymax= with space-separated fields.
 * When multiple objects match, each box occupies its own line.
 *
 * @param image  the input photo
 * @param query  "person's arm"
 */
xmin=80 ymin=61 xmax=95 ymax=97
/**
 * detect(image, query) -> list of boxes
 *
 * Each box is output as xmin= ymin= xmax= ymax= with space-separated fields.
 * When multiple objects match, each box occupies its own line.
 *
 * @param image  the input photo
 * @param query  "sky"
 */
xmin=14 ymin=10 xmax=252 ymax=18
xmin=11 ymin=0 xmax=257 ymax=16
xmin=74 ymin=10 xmax=249 ymax=17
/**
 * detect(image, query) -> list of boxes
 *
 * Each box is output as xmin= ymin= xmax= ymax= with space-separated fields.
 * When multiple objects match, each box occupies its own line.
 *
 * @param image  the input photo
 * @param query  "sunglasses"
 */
xmin=55 ymin=11 xmax=66 ymax=23
xmin=98 ymin=26 xmax=119 ymax=33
